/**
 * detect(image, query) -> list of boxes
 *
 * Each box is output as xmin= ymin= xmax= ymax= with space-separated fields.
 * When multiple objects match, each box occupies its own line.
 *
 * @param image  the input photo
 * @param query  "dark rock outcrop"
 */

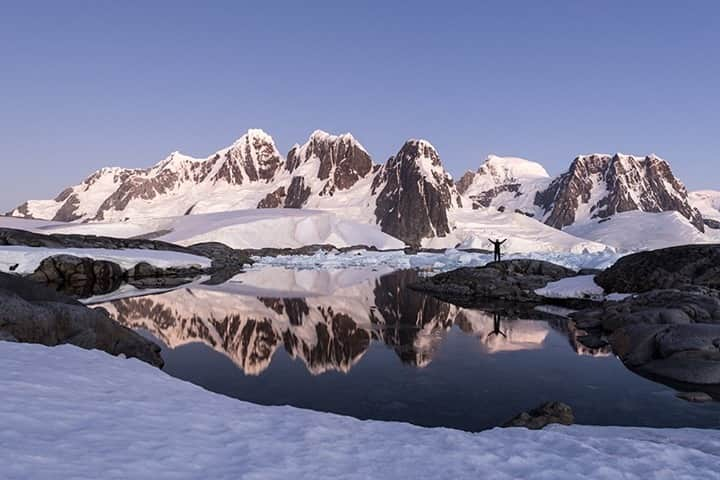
xmin=1 ymin=228 xmax=253 ymax=294
xmin=257 ymin=187 xmax=286 ymax=208
xmin=26 ymin=255 xmax=209 ymax=297
xmin=410 ymin=260 xmax=576 ymax=304
xmin=595 ymin=244 xmax=720 ymax=293
xmin=373 ymin=140 xmax=456 ymax=247
xmin=0 ymin=227 xmax=191 ymax=253
xmin=0 ymin=272 xmax=163 ymax=367
xmin=28 ymin=255 xmax=124 ymax=297
xmin=284 ymin=176 xmax=311 ymax=208
xmin=572 ymin=289 xmax=720 ymax=385
xmin=502 ymin=401 xmax=574 ymax=429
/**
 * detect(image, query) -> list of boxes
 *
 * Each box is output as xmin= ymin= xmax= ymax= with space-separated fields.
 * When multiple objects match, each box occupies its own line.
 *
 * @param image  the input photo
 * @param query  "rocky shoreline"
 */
xmin=413 ymin=244 xmax=720 ymax=390
xmin=0 ymin=272 xmax=163 ymax=367
xmin=1 ymin=227 xmax=253 ymax=297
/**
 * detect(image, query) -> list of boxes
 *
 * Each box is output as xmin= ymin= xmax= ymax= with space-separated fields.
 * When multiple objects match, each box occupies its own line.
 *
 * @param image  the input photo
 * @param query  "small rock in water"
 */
xmin=502 ymin=401 xmax=574 ymax=430
xmin=676 ymin=391 xmax=714 ymax=403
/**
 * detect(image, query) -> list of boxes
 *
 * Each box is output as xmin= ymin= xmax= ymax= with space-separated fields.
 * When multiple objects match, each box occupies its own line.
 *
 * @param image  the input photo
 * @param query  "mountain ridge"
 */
xmin=9 ymin=129 xmax=715 ymax=248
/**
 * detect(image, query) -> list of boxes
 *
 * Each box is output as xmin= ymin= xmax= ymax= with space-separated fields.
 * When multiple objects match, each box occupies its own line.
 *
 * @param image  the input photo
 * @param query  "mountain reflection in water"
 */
xmin=101 ymin=270 xmax=581 ymax=375
xmin=98 ymin=268 xmax=720 ymax=431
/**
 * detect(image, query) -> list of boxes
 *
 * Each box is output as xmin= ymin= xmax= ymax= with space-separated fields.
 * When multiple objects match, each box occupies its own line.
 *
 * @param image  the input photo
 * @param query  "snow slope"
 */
xmin=690 ymin=190 xmax=720 ymax=221
xmin=2 ymin=210 xmax=406 ymax=250
xmin=0 ymin=246 xmax=210 ymax=274
xmin=425 ymin=209 xmax=611 ymax=254
xmin=564 ymin=211 xmax=720 ymax=252
xmin=2 ymin=342 xmax=719 ymax=480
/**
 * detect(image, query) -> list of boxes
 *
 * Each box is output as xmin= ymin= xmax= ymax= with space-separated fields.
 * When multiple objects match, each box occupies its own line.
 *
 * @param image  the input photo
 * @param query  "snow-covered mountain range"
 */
xmin=9 ymin=129 xmax=719 ymax=250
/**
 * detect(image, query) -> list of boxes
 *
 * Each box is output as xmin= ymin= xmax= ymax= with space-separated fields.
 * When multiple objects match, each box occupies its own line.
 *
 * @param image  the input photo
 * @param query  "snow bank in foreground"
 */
xmin=2 ymin=342 xmax=719 ymax=480
xmin=0 ymin=246 xmax=211 ymax=274
xmin=253 ymin=249 xmax=623 ymax=273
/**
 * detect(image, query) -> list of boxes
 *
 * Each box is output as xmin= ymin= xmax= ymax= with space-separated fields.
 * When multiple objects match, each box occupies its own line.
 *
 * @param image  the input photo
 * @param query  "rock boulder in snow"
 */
xmin=502 ymin=401 xmax=575 ymax=429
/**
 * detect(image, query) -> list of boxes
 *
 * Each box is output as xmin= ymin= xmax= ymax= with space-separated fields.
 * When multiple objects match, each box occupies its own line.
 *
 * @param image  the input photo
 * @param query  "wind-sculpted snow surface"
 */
xmin=2 ymin=342 xmax=720 ymax=480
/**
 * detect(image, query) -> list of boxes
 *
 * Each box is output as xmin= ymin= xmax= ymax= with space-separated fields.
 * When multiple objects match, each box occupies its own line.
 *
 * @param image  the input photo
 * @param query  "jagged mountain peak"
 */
xmin=373 ymin=139 xmax=457 ymax=247
xmin=308 ymin=129 xmax=363 ymax=147
xmin=284 ymin=130 xmax=373 ymax=195
xmin=536 ymin=152 xmax=703 ymax=231
xmin=392 ymin=138 xmax=453 ymax=185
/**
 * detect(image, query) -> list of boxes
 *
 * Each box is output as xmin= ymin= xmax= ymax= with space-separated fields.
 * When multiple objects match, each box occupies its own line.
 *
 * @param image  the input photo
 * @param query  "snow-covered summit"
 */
xmin=480 ymin=155 xmax=549 ymax=181
xmin=457 ymin=155 xmax=551 ymax=214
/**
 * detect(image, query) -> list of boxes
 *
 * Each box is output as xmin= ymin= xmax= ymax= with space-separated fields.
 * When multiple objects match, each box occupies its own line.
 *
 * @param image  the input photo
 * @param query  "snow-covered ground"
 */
xmin=0 ymin=245 xmax=211 ymax=274
xmin=690 ymin=190 xmax=720 ymax=221
xmin=1 ymin=209 xmax=405 ymax=250
xmin=2 ymin=342 xmax=719 ymax=480
xmin=564 ymin=211 xmax=720 ymax=251
xmin=424 ymin=209 xmax=611 ymax=253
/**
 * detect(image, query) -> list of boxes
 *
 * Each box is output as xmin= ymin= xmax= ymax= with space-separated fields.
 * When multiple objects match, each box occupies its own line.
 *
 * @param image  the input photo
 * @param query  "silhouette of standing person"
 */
xmin=488 ymin=312 xmax=507 ymax=338
xmin=488 ymin=238 xmax=507 ymax=262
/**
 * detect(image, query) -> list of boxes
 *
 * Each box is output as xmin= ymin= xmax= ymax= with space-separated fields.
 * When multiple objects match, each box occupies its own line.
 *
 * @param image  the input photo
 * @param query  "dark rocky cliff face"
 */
xmin=373 ymin=140 xmax=455 ymax=247
xmin=535 ymin=154 xmax=704 ymax=231
xmin=286 ymin=131 xmax=373 ymax=196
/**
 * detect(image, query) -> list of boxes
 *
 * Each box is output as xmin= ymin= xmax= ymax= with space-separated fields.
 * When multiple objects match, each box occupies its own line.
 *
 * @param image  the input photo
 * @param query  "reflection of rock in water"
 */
xmin=100 ymin=270 xmax=605 ymax=375
xmin=372 ymin=270 xmax=455 ymax=367
xmin=547 ymin=316 xmax=612 ymax=357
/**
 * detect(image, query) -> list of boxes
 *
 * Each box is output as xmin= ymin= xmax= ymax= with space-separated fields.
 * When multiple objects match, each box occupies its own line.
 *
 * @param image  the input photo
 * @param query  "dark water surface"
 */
xmin=103 ymin=269 xmax=720 ymax=431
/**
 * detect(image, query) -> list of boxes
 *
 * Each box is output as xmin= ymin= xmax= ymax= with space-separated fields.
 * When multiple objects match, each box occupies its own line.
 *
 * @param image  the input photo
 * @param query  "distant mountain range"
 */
xmin=9 ymin=129 xmax=719 ymax=248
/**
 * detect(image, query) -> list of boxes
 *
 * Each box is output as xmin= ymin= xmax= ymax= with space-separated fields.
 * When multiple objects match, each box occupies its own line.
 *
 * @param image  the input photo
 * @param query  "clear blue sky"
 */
xmin=2 ymin=1 xmax=719 ymax=211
